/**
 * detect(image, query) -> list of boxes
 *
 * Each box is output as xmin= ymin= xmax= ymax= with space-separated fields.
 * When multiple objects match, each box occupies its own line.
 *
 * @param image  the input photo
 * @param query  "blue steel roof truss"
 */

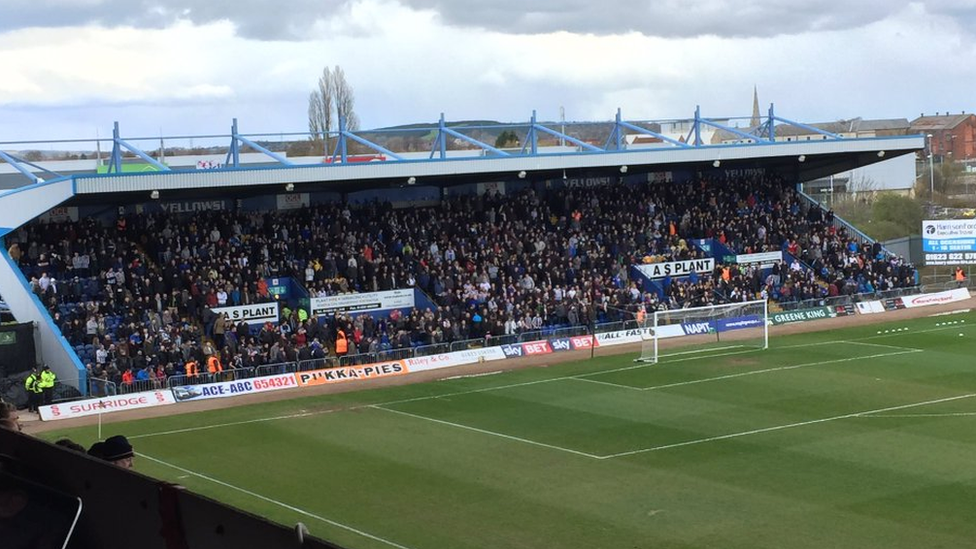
xmin=2 ymin=103 xmax=886 ymax=185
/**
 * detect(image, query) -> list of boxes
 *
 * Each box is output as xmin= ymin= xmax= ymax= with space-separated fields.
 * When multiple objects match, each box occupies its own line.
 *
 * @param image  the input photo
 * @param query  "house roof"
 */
xmin=909 ymin=114 xmax=974 ymax=132
xmin=855 ymin=118 xmax=910 ymax=131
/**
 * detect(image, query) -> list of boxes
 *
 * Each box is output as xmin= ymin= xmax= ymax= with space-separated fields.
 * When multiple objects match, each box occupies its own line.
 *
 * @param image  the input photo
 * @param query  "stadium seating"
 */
xmin=8 ymin=174 xmax=916 ymax=389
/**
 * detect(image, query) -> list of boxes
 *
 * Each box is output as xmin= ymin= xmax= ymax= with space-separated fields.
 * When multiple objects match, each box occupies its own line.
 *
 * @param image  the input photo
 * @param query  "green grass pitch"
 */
xmin=43 ymin=311 xmax=976 ymax=549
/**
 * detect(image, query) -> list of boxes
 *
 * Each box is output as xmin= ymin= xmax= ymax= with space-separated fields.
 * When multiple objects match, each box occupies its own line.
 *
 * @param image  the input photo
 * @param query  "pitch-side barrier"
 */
xmin=38 ymin=288 xmax=971 ymax=421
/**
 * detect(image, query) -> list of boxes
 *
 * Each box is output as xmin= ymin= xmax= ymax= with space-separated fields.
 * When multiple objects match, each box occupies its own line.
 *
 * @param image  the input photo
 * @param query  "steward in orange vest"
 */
xmin=207 ymin=355 xmax=223 ymax=374
xmin=335 ymin=329 xmax=348 ymax=356
xmin=185 ymin=359 xmax=199 ymax=377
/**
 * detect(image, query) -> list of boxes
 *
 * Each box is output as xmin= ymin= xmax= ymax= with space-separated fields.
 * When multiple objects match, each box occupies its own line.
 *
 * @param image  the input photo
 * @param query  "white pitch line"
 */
xmin=370 ymin=405 xmax=604 ymax=460
xmin=129 ymin=410 xmax=331 ymax=440
xmin=574 ymin=348 xmax=761 ymax=377
xmin=856 ymin=412 xmax=976 ymax=419
xmin=375 ymin=377 xmax=564 ymax=407
xmin=574 ymin=349 xmax=921 ymax=391
xmin=838 ymin=340 xmax=922 ymax=352
xmin=571 ymin=377 xmax=643 ymax=391
xmin=635 ymin=349 xmax=922 ymax=391
xmin=599 ymin=393 xmax=976 ymax=459
xmin=654 ymin=345 xmax=746 ymax=357
xmin=137 ymin=452 xmax=417 ymax=549
xmin=127 ymin=326 xmax=971 ymax=441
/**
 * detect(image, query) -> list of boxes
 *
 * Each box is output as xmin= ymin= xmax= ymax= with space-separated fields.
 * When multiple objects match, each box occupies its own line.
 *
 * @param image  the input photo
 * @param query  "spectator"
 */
xmin=0 ymin=401 xmax=22 ymax=432
xmin=88 ymin=435 xmax=134 ymax=469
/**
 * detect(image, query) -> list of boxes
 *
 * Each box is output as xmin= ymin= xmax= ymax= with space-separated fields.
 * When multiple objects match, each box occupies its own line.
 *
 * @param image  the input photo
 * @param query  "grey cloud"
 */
xmin=0 ymin=0 xmax=351 ymax=40
xmin=402 ymin=0 xmax=971 ymax=38
xmin=3 ymin=0 xmax=975 ymax=40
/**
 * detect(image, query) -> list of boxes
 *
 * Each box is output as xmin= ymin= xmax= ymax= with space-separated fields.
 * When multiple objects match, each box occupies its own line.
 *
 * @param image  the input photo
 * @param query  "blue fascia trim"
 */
xmin=0 ymin=228 xmax=11 ymax=238
xmin=0 ymin=240 xmax=87 ymax=390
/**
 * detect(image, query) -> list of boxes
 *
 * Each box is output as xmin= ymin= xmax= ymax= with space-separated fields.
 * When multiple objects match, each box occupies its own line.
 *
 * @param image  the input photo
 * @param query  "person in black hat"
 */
xmin=88 ymin=435 xmax=134 ymax=469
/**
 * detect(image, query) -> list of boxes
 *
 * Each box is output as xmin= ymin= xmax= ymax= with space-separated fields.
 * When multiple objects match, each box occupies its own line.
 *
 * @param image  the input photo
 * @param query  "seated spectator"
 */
xmin=88 ymin=435 xmax=134 ymax=469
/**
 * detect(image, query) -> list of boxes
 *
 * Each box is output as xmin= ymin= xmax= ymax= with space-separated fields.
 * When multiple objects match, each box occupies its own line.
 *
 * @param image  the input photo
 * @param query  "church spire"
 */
xmin=751 ymin=85 xmax=761 ymax=128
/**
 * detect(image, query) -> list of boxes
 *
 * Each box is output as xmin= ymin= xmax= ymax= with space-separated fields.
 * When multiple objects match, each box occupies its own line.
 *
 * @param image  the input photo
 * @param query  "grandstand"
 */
xmin=0 ymin=106 xmax=924 ymax=397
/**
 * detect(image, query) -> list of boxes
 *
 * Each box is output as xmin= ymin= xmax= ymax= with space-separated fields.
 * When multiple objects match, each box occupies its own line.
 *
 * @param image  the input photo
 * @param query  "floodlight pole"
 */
xmin=927 ymin=133 xmax=935 ymax=197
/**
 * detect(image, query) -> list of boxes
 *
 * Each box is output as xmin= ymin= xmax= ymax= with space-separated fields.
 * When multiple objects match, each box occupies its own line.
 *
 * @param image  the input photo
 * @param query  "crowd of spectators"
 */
xmin=7 ymin=173 xmax=915 ymax=389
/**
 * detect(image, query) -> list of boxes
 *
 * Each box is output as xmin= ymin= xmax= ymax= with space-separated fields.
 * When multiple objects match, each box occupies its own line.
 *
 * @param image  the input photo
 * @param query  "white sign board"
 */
xmin=735 ymin=251 xmax=783 ymax=268
xmin=856 ymin=301 xmax=885 ymax=314
xmin=310 ymin=289 xmax=415 ymax=315
xmin=40 ymin=390 xmax=176 ymax=421
xmin=901 ymin=288 xmax=971 ymax=309
xmin=213 ymin=302 xmax=280 ymax=326
xmin=404 ymin=347 xmax=507 ymax=372
xmin=171 ymin=374 xmax=298 ymax=402
xmin=276 ymin=193 xmax=310 ymax=211
xmin=636 ymin=258 xmax=715 ymax=279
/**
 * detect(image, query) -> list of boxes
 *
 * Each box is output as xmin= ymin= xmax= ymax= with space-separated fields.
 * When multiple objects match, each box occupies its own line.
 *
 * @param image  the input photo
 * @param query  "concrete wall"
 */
xmin=0 ymin=178 xmax=86 ymax=389
xmin=883 ymin=235 xmax=923 ymax=265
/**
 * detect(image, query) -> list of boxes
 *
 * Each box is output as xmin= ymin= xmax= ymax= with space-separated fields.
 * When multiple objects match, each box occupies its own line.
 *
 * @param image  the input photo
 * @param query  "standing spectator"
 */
xmin=335 ymin=327 xmax=349 ymax=357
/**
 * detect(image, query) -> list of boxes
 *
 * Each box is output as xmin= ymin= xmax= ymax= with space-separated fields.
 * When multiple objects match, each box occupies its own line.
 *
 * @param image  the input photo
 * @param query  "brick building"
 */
xmin=909 ymin=113 xmax=976 ymax=160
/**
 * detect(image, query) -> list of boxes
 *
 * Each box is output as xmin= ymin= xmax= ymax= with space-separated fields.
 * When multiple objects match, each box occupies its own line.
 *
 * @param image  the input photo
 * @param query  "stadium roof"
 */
xmin=0 ymin=104 xmax=925 ymax=205
xmin=62 ymin=135 xmax=922 ymax=201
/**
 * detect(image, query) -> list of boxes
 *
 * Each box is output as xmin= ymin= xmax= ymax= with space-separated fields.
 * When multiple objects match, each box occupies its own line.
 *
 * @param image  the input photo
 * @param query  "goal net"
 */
xmin=637 ymin=299 xmax=769 ymax=363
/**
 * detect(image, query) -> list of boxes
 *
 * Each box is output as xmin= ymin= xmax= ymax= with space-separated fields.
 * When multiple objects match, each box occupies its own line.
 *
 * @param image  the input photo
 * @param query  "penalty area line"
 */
xmin=599 ymin=393 xmax=976 ymax=459
xmin=370 ymin=405 xmax=604 ymax=460
xmin=137 ymin=453 xmax=417 ymax=549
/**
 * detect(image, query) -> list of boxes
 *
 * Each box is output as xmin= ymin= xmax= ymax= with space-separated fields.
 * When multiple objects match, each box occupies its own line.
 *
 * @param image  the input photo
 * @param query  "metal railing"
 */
xmin=118 ymin=378 xmax=168 ymax=394
xmin=165 ymin=367 xmax=257 ymax=388
xmin=776 ymin=286 xmax=922 ymax=312
xmin=518 ymin=325 xmax=591 ymax=342
xmin=51 ymin=378 xmax=120 ymax=402
xmin=412 ymin=342 xmax=452 ymax=357
xmin=797 ymin=189 xmax=898 ymax=256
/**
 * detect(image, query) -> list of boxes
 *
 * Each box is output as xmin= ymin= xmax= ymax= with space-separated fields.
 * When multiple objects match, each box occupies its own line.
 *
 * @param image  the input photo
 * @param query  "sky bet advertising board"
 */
xmin=923 ymin=219 xmax=976 ymax=266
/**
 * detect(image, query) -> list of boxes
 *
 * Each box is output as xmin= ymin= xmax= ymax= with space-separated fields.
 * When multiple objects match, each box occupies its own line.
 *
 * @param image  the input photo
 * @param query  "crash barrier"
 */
xmin=776 ymin=286 xmax=921 ymax=312
xmin=38 ymin=288 xmax=971 ymax=421
xmin=166 ymin=365 xmax=266 ymax=389
xmin=52 ymin=378 xmax=119 ymax=402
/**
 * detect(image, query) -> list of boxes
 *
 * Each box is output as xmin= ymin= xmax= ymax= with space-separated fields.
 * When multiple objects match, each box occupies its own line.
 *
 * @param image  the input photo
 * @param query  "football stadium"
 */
xmin=3 ymin=9 xmax=976 ymax=545
xmin=2 ymin=104 xmax=975 ymax=548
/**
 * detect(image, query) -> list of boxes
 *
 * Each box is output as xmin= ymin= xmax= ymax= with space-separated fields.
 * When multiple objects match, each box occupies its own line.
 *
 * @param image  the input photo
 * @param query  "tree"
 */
xmin=869 ymin=193 xmax=923 ymax=240
xmin=308 ymin=65 xmax=359 ymax=155
xmin=494 ymin=130 xmax=519 ymax=149
xmin=332 ymin=66 xmax=359 ymax=132
xmin=937 ymin=160 xmax=964 ymax=195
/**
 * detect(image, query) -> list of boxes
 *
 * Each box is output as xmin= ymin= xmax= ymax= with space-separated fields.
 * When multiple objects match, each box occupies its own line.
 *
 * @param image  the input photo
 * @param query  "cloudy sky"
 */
xmin=1 ymin=0 xmax=974 ymax=145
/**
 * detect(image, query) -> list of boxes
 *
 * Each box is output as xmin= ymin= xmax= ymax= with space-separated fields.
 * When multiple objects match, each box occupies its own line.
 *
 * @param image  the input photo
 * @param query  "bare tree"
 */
xmin=331 ymin=66 xmax=359 ymax=132
xmin=308 ymin=66 xmax=334 ymax=153
xmin=307 ymin=65 xmax=359 ymax=155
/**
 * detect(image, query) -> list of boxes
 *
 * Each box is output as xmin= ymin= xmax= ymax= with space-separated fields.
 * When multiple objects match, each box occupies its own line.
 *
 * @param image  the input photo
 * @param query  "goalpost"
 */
xmin=636 ymin=299 xmax=769 ymax=363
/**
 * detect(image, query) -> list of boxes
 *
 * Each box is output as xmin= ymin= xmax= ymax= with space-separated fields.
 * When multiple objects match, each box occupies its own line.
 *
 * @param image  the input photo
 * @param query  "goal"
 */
xmin=636 ymin=299 xmax=769 ymax=363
